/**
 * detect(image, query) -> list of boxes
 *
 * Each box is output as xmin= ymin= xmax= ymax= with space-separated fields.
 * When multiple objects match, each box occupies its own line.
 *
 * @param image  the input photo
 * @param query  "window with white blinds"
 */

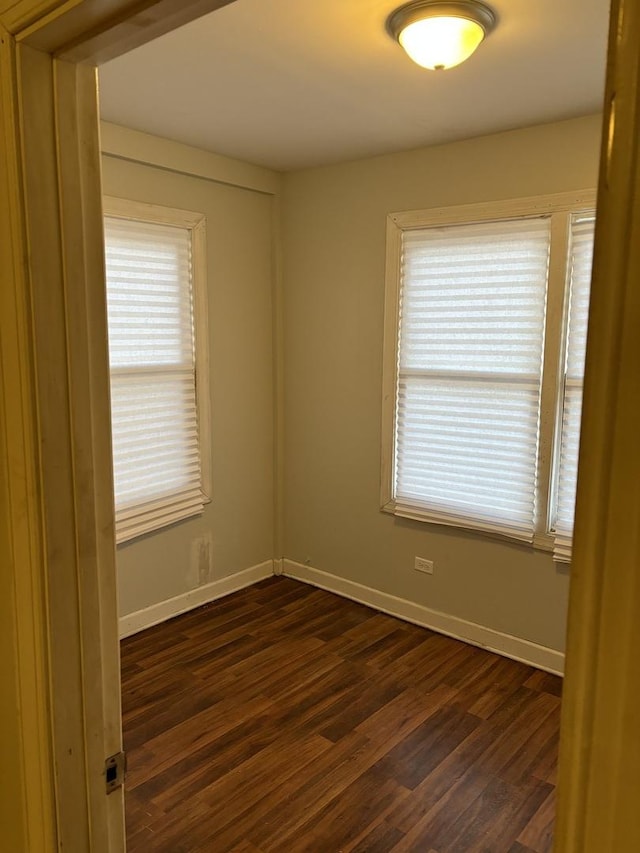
xmin=382 ymin=192 xmax=596 ymax=556
xmin=551 ymin=213 xmax=596 ymax=561
xmin=396 ymin=218 xmax=550 ymax=541
xmin=104 ymin=201 xmax=209 ymax=543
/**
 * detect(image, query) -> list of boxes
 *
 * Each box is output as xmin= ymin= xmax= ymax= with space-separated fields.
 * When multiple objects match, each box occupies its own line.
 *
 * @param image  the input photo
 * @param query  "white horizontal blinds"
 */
xmin=552 ymin=212 xmax=596 ymax=561
xmin=395 ymin=217 xmax=551 ymax=541
xmin=105 ymin=216 xmax=203 ymax=542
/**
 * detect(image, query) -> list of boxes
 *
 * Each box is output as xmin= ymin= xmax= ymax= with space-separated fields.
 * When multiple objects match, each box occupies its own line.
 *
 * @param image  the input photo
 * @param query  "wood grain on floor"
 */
xmin=121 ymin=577 xmax=561 ymax=852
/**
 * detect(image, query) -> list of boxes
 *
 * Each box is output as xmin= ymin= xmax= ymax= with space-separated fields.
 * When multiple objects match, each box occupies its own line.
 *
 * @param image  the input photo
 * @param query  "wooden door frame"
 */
xmin=0 ymin=0 xmax=638 ymax=850
xmin=555 ymin=0 xmax=640 ymax=848
xmin=0 ymin=3 xmax=236 ymax=850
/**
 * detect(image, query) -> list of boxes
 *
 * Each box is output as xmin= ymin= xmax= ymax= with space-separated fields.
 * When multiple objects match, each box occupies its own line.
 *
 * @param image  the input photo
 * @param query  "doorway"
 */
xmin=2 ymin=0 xmax=639 ymax=850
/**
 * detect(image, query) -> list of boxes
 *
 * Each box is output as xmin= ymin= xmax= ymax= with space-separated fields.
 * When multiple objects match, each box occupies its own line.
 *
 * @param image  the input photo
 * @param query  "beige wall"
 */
xmin=101 ymin=151 xmax=276 ymax=617
xmin=102 ymin=114 xmax=602 ymax=651
xmin=282 ymin=115 xmax=603 ymax=653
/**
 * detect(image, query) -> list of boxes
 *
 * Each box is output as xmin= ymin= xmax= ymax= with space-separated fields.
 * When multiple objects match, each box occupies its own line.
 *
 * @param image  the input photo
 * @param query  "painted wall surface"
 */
xmin=282 ymin=115 xmax=603 ymax=653
xmin=101 ymin=155 xmax=275 ymax=617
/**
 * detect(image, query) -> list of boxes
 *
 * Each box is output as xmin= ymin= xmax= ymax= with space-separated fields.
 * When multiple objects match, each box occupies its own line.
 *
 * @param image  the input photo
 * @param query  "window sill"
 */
xmin=115 ymin=493 xmax=206 ymax=545
xmin=382 ymin=498 xmax=556 ymax=554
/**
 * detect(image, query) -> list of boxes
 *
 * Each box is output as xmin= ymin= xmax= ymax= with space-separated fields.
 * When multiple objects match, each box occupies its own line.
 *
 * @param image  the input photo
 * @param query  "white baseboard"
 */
xmin=119 ymin=555 xmax=565 ymax=674
xmin=283 ymin=560 xmax=564 ymax=676
xmin=119 ymin=559 xmax=274 ymax=638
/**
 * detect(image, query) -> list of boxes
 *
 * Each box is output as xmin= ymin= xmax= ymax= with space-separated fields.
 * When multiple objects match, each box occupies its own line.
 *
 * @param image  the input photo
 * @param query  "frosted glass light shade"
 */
xmin=387 ymin=1 xmax=496 ymax=71
xmin=399 ymin=16 xmax=484 ymax=70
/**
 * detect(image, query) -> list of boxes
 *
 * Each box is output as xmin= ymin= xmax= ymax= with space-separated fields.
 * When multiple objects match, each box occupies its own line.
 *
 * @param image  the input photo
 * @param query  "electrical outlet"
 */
xmin=414 ymin=556 xmax=434 ymax=575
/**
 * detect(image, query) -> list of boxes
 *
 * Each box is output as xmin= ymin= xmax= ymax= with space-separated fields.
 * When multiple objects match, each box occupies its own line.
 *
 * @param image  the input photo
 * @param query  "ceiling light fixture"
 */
xmin=386 ymin=0 xmax=497 ymax=71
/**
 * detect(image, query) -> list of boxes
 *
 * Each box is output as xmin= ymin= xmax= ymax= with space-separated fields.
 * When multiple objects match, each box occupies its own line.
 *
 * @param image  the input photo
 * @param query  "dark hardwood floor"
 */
xmin=121 ymin=577 xmax=561 ymax=852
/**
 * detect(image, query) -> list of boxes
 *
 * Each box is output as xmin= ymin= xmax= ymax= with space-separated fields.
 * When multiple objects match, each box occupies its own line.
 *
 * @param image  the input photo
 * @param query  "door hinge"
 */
xmin=104 ymin=750 xmax=126 ymax=794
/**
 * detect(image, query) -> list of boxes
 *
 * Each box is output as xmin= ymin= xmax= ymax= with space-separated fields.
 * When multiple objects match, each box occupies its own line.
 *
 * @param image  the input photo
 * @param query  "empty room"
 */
xmin=95 ymin=1 xmax=609 ymax=848
xmin=4 ymin=0 xmax=640 ymax=851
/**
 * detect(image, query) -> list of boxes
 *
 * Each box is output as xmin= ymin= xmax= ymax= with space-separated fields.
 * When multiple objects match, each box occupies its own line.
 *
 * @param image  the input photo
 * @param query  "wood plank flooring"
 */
xmin=121 ymin=577 xmax=561 ymax=852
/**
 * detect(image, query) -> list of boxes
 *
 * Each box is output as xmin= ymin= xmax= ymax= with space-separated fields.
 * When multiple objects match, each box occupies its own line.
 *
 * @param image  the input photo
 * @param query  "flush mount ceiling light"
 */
xmin=386 ymin=0 xmax=497 ymax=71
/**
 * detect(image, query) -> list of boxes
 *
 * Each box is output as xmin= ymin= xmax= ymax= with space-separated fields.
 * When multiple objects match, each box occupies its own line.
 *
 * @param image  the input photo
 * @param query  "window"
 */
xmin=382 ymin=192 xmax=596 ymax=561
xmin=104 ymin=198 xmax=210 ymax=543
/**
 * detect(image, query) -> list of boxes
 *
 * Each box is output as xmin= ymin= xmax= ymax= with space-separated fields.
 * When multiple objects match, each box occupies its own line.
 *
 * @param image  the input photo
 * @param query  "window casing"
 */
xmin=104 ymin=198 xmax=210 ymax=543
xmin=381 ymin=192 xmax=596 ymax=560
xmin=549 ymin=212 xmax=596 ymax=560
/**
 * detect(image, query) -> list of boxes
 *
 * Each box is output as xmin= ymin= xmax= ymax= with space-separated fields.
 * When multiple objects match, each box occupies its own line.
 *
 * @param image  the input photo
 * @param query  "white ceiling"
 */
xmin=98 ymin=0 xmax=610 ymax=172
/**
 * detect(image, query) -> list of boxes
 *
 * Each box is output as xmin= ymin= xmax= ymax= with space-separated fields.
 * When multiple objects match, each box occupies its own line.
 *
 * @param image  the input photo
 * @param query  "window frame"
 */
xmin=381 ymin=189 xmax=597 ymax=552
xmin=103 ymin=196 xmax=211 ymax=543
xmin=547 ymin=211 xmax=598 ymax=561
